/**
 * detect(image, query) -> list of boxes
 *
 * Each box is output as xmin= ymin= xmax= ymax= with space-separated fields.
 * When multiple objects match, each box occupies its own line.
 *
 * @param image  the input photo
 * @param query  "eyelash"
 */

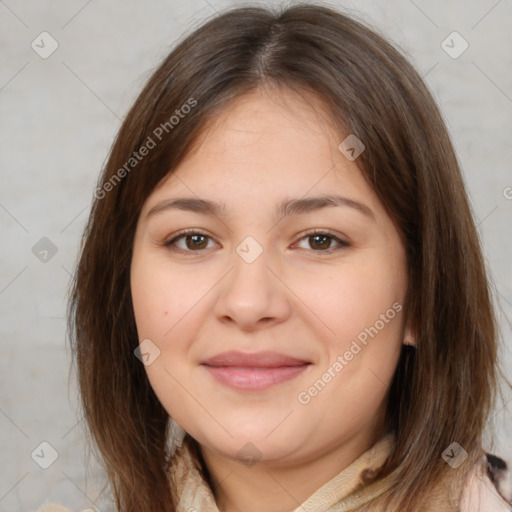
xmin=163 ymin=228 xmax=350 ymax=255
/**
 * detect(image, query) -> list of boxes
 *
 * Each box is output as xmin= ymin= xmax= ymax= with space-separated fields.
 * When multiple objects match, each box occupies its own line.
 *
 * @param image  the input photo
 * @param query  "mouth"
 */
xmin=200 ymin=350 xmax=312 ymax=391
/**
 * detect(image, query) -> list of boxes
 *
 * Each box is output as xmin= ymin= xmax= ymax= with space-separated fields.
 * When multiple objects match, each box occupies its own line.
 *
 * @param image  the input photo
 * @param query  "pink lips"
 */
xmin=200 ymin=350 xmax=311 ymax=391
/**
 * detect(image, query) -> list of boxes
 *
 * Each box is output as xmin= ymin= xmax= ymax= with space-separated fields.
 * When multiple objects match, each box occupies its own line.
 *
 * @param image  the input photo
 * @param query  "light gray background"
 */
xmin=1 ymin=0 xmax=511 ymax=510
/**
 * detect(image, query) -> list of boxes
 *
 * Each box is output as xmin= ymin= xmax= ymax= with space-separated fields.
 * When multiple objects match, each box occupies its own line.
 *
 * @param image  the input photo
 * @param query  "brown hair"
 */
xmin=68 ymin=3 xmax=506 ymax=510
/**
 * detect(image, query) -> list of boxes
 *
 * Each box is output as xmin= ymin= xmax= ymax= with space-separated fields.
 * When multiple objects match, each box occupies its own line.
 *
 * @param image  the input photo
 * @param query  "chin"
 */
xmin=199 ymin=427 xmax=305 ymax=464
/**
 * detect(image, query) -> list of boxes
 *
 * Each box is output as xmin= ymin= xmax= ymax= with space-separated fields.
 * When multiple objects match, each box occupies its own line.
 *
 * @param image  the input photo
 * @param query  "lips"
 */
xmin=200 ymin=350 xmax=311 ymax=391
xmin=201 ymin=350 xmax=310 ymax=367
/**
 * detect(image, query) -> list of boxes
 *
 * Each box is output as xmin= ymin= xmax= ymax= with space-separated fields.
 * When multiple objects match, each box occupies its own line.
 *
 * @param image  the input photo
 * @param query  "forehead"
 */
xmin=141 ymin=87 xmax=386 ymax=224
xmin=185 ymin=86 xmax=341 ymax=161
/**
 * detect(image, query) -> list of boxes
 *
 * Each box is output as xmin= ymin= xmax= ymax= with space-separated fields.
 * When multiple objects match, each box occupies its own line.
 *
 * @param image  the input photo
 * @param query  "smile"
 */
xmin=200 ymin=350 xmax=311 ymax=391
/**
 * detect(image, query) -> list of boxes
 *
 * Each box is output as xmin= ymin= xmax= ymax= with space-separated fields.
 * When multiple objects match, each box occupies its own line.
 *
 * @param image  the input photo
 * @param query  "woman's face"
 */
xmin=130 ymin=88 xmax=410 ymax=466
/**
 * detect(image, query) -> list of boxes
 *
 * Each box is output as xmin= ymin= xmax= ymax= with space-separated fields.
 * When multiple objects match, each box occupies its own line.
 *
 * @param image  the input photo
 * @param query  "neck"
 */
xmin=198 ymin=424 xmax=388 ymax=512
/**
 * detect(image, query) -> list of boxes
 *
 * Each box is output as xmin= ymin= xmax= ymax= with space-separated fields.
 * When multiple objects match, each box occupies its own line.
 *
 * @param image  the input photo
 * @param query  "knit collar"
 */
xmin=168 ymin=432 xmax=396 ymax=512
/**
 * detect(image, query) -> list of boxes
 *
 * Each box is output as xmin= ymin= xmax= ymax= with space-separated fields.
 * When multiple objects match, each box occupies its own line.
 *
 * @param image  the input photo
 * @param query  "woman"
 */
xmin=65 ymin=3 xmax=511 ymax=511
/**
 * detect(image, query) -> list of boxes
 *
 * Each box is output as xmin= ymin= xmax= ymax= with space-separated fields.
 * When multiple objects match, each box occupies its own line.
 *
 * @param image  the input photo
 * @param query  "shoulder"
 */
xmin=460 ymin=452 xmax=512 ymax=511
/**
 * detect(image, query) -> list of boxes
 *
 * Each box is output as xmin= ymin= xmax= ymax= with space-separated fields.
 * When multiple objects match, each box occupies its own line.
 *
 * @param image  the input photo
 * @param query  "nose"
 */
xmin=213 ymin=244 xmax=291 ymax=331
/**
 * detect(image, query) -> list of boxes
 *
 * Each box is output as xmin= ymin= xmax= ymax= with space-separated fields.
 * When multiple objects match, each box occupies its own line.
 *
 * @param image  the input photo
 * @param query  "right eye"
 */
xmin=164 ymin=229 xmax=218 ymax=253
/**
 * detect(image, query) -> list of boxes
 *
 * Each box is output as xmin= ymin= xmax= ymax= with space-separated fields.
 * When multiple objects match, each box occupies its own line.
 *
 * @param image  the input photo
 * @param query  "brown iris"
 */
xmin=308 ymin=234 xmax=332 ymax=250
xmin=185 ymin=234 xmax=209 ymax=250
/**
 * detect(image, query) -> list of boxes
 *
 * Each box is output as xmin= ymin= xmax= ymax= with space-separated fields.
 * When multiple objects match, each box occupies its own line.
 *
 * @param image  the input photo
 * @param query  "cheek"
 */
xmin=131 ymin=271 xmax=168 ymax=341
xmin=290 ymin=250 xmax=406 ymax=408
xmin=130 ymin=256 xmax=207 ymax=422
xmin=290 ymin=255 xmax=406 ymax=348
xmin=131 ymin=255 xmax=205 ymax=341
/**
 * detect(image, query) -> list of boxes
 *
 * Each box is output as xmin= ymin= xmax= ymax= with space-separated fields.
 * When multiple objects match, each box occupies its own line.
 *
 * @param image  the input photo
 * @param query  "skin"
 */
xmin=130 ymin=86 xmax=413 ymax=512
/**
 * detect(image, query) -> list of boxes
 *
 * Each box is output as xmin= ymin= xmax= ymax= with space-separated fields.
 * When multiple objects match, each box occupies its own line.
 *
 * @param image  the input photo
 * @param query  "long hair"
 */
xmin=68 ymin=3 xmax=505 ymax=510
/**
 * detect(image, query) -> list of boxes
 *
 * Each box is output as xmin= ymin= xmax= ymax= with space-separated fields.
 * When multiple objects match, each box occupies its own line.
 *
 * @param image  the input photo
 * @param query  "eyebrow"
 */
xmin=146 ymin=194 xmax=375 ymax=222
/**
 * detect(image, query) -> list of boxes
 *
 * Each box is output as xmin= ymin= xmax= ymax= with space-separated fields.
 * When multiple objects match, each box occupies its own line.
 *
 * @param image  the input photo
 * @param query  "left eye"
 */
xmin=295 ymin=231 xmax=349 ymax=252
xmin=164 ymin=230 xmax=349 ymax=253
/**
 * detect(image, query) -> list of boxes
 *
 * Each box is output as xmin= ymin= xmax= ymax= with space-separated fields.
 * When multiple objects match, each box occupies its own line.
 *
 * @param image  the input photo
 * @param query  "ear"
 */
xmin=402 ymin=323 xmax=417 ymax=347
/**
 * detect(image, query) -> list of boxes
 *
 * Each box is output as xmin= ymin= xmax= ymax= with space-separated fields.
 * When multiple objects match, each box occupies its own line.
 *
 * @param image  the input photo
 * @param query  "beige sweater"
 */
xmin=168 ymin=434 xmax=512 ymax=512
xmin=38 ymin=433 xmax=512 ymax=512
